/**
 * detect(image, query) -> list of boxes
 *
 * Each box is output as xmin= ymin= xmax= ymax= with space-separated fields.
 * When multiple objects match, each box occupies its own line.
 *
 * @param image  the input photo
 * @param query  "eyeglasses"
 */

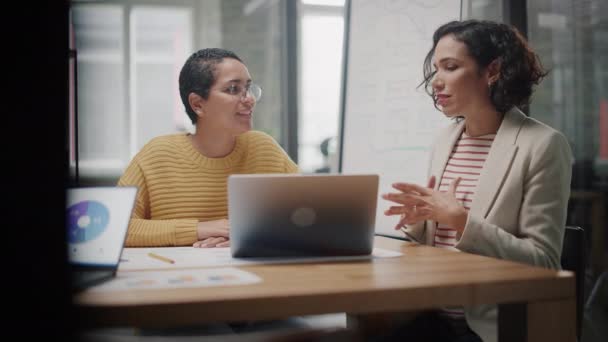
xmin=218 ymin=83 xmax=262 ymax=102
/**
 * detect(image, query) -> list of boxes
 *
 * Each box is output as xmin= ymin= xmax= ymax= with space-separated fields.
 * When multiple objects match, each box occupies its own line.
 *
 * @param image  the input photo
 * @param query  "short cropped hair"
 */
xmin=421 ymin=20 xmax=548 ymax=114
xmin=178 ymin=48 xmax=243 ymax=124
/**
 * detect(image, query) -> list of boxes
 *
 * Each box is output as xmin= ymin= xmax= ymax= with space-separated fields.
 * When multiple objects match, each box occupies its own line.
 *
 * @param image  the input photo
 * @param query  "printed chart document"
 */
xmin=119 ymin=247 xmax=402 ymax=271
xmin=89 ymin=267 xmax=261 ymax=292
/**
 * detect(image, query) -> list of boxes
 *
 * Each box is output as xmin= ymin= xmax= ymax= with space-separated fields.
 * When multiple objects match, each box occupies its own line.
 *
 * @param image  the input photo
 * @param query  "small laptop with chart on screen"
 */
xmin=66 ymin=186 xmax=137 ymax=292
xmin=228 ymin=174 xmax=379 ymax=258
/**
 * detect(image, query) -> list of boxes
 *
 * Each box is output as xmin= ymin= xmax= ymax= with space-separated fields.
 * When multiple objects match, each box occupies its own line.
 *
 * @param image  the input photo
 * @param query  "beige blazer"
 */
xmin=404 ymin=107 xmax=573 ymax=342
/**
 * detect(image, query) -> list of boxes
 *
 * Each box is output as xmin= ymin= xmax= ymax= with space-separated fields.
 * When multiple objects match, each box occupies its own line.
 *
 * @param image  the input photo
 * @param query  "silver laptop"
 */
xmin=228 ymin=174 xmax=379 ymax=258
xmin=66 ymin=186 xmax=137 ymax=291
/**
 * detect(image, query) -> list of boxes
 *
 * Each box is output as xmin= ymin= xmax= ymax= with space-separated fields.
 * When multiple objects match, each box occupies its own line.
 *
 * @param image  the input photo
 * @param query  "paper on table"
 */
xmin=119 ymin=247 xmax=402 ymax=271
xmin=88 ymin=267 xmax=261 ymax=292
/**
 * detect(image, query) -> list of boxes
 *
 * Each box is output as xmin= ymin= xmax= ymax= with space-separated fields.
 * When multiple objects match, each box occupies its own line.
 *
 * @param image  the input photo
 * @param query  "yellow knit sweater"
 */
xmin=117 ymin=131 xmax=298 ymax=247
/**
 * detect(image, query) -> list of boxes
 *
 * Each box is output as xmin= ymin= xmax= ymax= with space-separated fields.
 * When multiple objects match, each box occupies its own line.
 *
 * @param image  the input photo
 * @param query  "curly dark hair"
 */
xmin=420 ymin=20 xmax=548 ymax=114
xmin=178 ymin=48 xmax=243 ymax=124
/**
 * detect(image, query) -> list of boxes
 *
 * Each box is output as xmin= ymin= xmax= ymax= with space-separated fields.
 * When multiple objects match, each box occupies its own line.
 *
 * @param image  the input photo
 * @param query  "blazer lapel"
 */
xmin=470 ymin=108 xmax=526 ymax=218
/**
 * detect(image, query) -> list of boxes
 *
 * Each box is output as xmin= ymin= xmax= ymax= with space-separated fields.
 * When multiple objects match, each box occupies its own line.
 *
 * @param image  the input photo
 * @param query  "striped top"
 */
xmin=118 ymin=130 xmax=298 ymax=247
xmin=435 ymin=131 xmax=496 ymax=330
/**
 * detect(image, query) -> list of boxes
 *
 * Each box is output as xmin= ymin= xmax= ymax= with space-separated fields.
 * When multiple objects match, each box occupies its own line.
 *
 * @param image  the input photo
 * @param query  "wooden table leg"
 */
xmin=499 ymin=298 xmax=576 ymax=342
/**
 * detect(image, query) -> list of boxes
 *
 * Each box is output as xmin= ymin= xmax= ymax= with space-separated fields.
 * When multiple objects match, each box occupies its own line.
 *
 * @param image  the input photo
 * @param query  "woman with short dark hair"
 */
xmin=118 ymin=48 xmax=298 ymax=248
xmin=382 ymin=20 xmax=572 ymax=342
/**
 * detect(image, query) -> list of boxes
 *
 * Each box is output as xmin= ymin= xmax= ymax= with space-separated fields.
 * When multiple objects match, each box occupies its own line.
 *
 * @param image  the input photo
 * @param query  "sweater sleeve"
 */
xmin=455 ymin=131 xmax=572 ymax=269
xmin=248 ymin=130 xmax=299 ymax=173
xmin=284 ymin=155 xmax=299 ymax=173
xmin=117 ymin=158 xmax=199 ymax=247
xmin=263 ymin=131 xmax=299 ymax=173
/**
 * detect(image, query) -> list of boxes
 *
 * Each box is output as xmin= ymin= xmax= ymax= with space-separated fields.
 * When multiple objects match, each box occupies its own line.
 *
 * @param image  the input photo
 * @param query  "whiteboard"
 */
xmin=339 ymin=0 xmax=462 ymax=237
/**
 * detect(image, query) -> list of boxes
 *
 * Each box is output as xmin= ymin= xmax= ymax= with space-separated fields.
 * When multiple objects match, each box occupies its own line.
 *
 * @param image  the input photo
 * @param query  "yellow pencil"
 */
xmin=148 ymin=252 xmax=175 ymax=264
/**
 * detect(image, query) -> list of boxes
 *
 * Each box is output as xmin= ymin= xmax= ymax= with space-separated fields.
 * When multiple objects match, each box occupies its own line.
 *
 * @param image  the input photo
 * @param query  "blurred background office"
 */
xmin=68 ymin=0 xmax=606 ymax=339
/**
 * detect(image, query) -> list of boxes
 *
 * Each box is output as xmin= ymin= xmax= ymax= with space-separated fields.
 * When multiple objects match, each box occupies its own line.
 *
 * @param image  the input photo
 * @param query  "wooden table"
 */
xmin=75 ymin=236 xmax=575 ymax=341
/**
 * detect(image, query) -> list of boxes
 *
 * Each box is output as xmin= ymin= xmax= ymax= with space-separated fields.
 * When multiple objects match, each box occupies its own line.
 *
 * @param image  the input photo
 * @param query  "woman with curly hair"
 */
xmin=381 ymin=20 xmax=572 ymax=342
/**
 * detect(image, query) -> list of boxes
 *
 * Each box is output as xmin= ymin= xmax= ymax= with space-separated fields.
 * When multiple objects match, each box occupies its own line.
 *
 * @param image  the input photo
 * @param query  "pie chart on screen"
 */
xmin=66 ymin=200 xmax=110 ymax=243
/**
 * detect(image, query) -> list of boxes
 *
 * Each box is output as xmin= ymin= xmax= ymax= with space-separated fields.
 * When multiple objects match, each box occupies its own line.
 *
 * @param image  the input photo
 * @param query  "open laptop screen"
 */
xmin=66 ymin=187 xmax=137 ymax=267
xmin=228 ymin=174 xmax=378 ymax=257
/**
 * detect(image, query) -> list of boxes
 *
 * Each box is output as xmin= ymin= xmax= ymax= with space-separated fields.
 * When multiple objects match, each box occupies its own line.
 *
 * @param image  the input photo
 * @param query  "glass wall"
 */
xmin=298 ymin=0 xmax=345 ymax=173
xmin=527 ymin=0 xmax=608 ymax=280
xmin=528 ymin=0 xmax=608 ymax=187
xmin=71 ymin=4 xmax=128 ymax=180
xmin=130 ymin=6 xmax=193 ymax=151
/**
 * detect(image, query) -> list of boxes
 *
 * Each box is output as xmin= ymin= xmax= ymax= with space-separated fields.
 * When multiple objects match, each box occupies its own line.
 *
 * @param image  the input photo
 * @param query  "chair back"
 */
xmin=561 ymin=225 xmax=586 ymax=341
